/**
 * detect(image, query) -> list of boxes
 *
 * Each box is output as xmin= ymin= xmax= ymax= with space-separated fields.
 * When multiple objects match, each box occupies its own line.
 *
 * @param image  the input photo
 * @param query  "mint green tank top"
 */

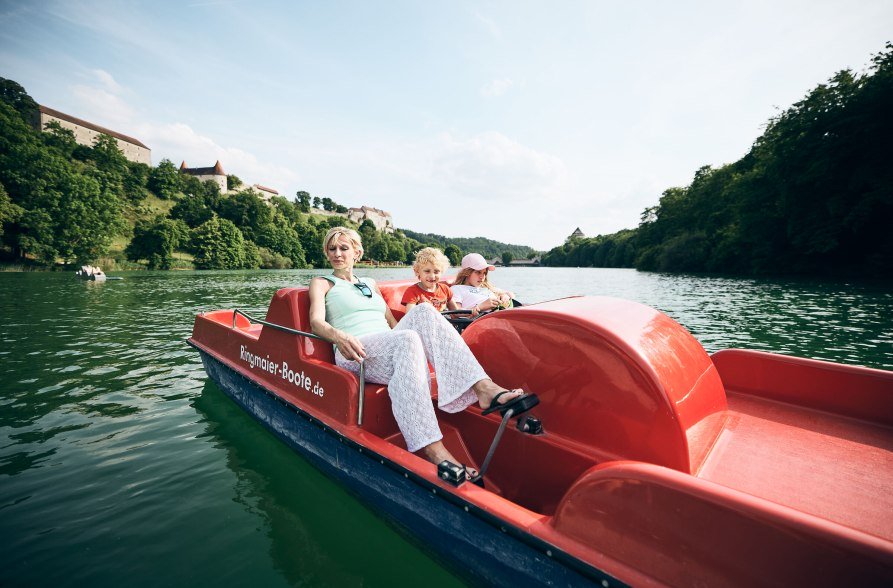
xmin=320 ymin=275 xmax=390 ymax=339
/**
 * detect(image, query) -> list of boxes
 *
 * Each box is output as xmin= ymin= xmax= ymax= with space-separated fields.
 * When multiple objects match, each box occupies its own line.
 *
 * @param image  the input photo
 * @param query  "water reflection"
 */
xmin=0 ymin=268 xmax=889 ymax=585
xmin=192 ymin=381 xmax=463 ymax=587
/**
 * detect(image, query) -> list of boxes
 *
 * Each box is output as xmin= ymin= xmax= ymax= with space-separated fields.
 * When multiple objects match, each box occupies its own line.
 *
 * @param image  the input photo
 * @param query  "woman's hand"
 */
xmin=332 ymin=330 xmax=366 ymax=362
xmin=496 ymin=292 xmax=512 ymax=309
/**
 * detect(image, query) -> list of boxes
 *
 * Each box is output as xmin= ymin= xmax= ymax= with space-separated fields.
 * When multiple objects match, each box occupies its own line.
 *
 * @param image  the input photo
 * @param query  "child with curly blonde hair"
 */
xmin=401 ymin=247 xmax=460 ymax=313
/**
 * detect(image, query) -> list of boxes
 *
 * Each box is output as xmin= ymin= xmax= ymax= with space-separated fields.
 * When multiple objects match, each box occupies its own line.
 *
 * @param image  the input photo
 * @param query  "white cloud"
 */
xmin=137 ymin=122 xmax=299 ymax=193
xmin=481 ymin=78 xmax=513 ymax=97
xmin=91 ymin=68 xmax=122 ymax=93
xmin=473 ymin=10 xmax=502 ymax=40
xmin=70 ymin=82 xmax=135 ymax=127
xmin=62 ymin=71 xmax=298 ymax=193
xmin=432 ymin=131 xmax=566 ymax=202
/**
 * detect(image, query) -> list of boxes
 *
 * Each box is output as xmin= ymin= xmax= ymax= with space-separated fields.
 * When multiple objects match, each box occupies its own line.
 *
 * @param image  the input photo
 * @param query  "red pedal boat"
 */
xmin=188 ymin=279 xmax=893 ymax=586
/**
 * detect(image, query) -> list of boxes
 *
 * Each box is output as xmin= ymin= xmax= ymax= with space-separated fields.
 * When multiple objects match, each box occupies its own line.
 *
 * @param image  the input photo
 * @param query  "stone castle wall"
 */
xmin=192 ymin=173 xmax=227 ymax=194
xmin=39 ymin=110 xmax=151 ymax=165
xmin=347 ymin=206 xmax=394 ymax=233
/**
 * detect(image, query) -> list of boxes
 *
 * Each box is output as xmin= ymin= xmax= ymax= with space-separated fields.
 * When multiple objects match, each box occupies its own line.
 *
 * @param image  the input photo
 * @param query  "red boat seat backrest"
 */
xmin=264 ymin=287 xmax=335 ymax=363
xmin=376 ymin=278 xmax=416 ymax=321
xmin=463 ymin=296 xmax=729 ymax=474
xmin=261 ymin=282 xmax=436 ymax=362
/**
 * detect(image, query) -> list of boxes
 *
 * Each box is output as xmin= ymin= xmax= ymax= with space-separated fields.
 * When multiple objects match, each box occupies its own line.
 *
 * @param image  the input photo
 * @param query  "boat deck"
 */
xmin=698 ymin=390 xmax=893 ymax=541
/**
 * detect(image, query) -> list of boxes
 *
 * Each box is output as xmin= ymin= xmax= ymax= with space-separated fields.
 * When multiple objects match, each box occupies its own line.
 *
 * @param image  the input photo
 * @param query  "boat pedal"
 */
xmin=438 ymin=460 xmax=466 ymax=487
xmin=516 ymin=414 xmax=543 ymax=435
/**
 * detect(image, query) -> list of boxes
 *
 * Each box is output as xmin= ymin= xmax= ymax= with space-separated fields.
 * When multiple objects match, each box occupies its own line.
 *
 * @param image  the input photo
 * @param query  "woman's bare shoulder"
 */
xmin=309 ymin=276 xmax=334 ymax=294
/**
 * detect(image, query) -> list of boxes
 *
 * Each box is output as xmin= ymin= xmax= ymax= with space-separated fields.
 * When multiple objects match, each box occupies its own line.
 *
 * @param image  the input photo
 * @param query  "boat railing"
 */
xmin=231 ymin=309 xmax=367 ymax=426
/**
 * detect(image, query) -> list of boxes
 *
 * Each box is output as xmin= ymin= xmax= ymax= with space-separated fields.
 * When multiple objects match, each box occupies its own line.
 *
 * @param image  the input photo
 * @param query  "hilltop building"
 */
xmin=250 ymin=184 xmax=279 ymax=202
xmin=567 ymin=227 xmax=585 ymax=241
xmin=180 ymin=160 xmax=227 ymax=194
xmin=347 ymin=205 xmax=394 ymax=233
xmin=36 ymin=105 xmax=151 ymax=165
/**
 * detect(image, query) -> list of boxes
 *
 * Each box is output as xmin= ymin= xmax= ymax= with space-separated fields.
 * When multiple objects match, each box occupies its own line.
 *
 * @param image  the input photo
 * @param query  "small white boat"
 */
xmin=75 ymin=265 xmax=107 ymax=282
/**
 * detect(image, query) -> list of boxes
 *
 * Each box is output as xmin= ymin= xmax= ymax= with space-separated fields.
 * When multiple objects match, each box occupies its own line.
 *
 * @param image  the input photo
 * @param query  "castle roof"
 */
xmin=254 ymin=184 xmax=278 ymax=194
xmin=349 ymin=205 xmax=392 ymax=216
xmin=180 ymin=160 xmax=226 ymax=176
xmin=38 ymin=105 xmax=150 ymax=149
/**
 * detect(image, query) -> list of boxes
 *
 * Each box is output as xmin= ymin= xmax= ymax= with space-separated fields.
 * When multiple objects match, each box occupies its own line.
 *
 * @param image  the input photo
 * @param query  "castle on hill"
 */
xmin=179 ymin=160 xmax=279 ymax=201
xmin=37 ymin=105 xmax=151 ymax=165
xmin=35 ymin=105 xmax=392 ymax=226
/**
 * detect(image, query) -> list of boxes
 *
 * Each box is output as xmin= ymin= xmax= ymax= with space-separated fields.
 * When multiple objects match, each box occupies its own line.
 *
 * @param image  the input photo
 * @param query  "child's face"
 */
xmin=467 ymin=269 xmax=487 ymax=287
xmin=415 ymin=263 xmax=443 ymax=290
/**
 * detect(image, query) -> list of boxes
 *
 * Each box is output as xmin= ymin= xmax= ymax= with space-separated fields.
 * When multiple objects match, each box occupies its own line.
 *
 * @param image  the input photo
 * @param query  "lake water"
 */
xmin=2 ymin=268 xmax=891 ymax=586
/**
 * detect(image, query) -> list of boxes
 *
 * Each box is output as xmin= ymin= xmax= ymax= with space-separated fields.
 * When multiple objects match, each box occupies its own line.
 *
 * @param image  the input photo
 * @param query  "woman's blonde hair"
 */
xmin=454 ymin=267 xmax=494 ymax=289
xmin=322 ymin=226 xmax=363 ymax=261
xmin=412 ymin=247 xmax=449 ymax=273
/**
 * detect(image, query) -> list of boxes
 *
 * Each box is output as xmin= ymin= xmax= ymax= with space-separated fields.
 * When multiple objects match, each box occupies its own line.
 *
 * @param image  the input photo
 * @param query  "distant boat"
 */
xmin=75 ymin=265 xmax=107 ymax=281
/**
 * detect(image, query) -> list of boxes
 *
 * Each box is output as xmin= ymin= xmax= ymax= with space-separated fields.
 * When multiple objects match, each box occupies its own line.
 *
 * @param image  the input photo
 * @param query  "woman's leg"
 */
xmin=335 ymin=329 xmax=442 ymax=453
xmin=396 ymin=304 xmax=525 ymax=412
xmin=394 ymin=304 xmax=487 ymax=412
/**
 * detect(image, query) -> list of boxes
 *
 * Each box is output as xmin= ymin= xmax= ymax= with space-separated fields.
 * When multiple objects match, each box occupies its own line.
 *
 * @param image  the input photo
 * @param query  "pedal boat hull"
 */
xmin=188 ymin=280 xmax=893 ymax=586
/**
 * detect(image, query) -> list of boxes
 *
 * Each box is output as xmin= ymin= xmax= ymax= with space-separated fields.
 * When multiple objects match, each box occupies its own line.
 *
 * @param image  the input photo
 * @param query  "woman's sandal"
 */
xmin=481 ymin=390 xmax=540 ymax=416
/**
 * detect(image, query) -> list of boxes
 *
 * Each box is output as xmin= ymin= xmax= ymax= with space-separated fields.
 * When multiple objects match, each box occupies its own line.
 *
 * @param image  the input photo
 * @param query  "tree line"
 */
xmin=544 ymin=44 xmax=892 ymax=277
xmin=0 ymin=78 xmax=525 ymax=270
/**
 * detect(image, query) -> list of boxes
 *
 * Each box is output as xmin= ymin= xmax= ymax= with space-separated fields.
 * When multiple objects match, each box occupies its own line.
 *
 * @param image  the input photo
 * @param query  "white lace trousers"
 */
xmin=334 ymin=304 xmax=487 ymax=452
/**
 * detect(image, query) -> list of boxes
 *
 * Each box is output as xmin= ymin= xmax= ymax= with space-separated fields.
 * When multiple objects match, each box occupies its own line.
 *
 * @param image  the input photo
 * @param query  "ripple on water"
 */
xmin=0 ymin=269 xmax=888 ymax=586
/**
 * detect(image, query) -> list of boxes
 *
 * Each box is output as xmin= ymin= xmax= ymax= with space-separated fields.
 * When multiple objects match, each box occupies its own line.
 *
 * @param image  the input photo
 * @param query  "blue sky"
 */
xmin=2 ymin=1 xmax=890 ymax=250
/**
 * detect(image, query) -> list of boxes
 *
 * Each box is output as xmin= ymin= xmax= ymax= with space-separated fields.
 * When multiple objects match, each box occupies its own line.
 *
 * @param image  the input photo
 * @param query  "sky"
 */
xmin=1 ymin=1 xmax=890 ymax=250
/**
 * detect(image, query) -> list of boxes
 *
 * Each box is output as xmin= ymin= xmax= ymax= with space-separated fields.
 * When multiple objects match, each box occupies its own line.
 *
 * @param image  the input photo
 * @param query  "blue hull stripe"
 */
xmin=193 ymin=344 xmax=624 ymax=588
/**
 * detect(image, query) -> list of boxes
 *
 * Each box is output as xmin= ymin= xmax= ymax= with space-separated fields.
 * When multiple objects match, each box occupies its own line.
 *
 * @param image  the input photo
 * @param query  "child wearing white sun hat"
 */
xmin=451 ymin=253 xmax=515 ymax=316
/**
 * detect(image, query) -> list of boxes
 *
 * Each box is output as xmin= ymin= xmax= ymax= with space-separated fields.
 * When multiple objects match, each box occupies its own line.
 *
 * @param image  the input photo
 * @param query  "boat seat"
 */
xmin=263 ymin=287 xmax=439 ymax=437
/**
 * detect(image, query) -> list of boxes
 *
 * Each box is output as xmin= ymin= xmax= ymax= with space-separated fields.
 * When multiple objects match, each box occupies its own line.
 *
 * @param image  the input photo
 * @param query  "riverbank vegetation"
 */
xmin=0 ymin=78 xmax=529 ymax=271
xmin=544 ymin=44 xmax=892 ymax=276
xmin=4 ymin=43 xmax=889 ymax=276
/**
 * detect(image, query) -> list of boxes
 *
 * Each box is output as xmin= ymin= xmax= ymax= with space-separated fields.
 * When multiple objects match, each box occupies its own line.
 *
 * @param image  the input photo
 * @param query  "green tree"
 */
xmin=295 ymin=190 xmax=311 ymax=212
xmin=217 ymin=189 xmax=272 ymax=242
xmin=444 ymin=244 xmax=462 ymax=266
xmin=297 ymin=220 xmax=325 ymax=267
xmin=501 ymin=251 xmax=513 ymax=265
xmin=271 ymin=196 xmax=303 ymax=225
xmin=257 ymin=247 xmax=293 ymax=269
xmin=123 ymin=161 xmax=150 ymax=203
xmin=0 ymin=101 xmax=124 ymax=263
xmin=227 ymin=174 xmax=242 ymax=191
xmin=0 ymin=77 xmax=38 ymax=123
xmin=0 ymin=182 xmax=23 ymax=240
xmin=368 ymin=237 xmax=388 ymax=261
xmin=179 ymin=173 xmax=204 ymax=197
xmin=126 ymin=216 xmax=189 ymax=269
xmin=90 ymin=134 xmax=128 ymax=176
xmin=149 ymin=159 xmax=180 ymax=199
xmin=358 ymin=219 xmax=377 ymax=244
xmin=170 ymin=192 xmax=219 ymax=228
xmin=190 ymin=216 xmax=248 ymax=269
xmin=256 ymin=221 xmax=307 ymax=268
xmin=40 ymin=121 xmax=78 ymax=158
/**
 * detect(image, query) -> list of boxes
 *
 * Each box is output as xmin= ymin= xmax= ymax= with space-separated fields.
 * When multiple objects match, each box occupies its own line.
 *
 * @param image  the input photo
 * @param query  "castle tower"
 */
xmin=179 ymin=160 xmax=227 ymax=194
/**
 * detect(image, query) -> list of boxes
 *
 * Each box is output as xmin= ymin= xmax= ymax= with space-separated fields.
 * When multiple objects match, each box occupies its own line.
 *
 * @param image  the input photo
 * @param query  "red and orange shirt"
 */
xmin=401 ymin=283 xmax=453 ymax=312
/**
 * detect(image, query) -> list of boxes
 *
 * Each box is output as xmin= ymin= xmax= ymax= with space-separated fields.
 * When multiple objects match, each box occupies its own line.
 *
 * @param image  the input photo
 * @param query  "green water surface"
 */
xmin=1 ymin=268 xmax=890 ymax=586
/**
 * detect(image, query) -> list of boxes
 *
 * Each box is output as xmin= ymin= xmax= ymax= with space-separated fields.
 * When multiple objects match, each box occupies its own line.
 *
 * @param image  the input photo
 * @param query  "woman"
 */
xmin=452 ymin=253 xmax=514 ymax=317
xmin=308 ymin=227 xmax=531 ymax=473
